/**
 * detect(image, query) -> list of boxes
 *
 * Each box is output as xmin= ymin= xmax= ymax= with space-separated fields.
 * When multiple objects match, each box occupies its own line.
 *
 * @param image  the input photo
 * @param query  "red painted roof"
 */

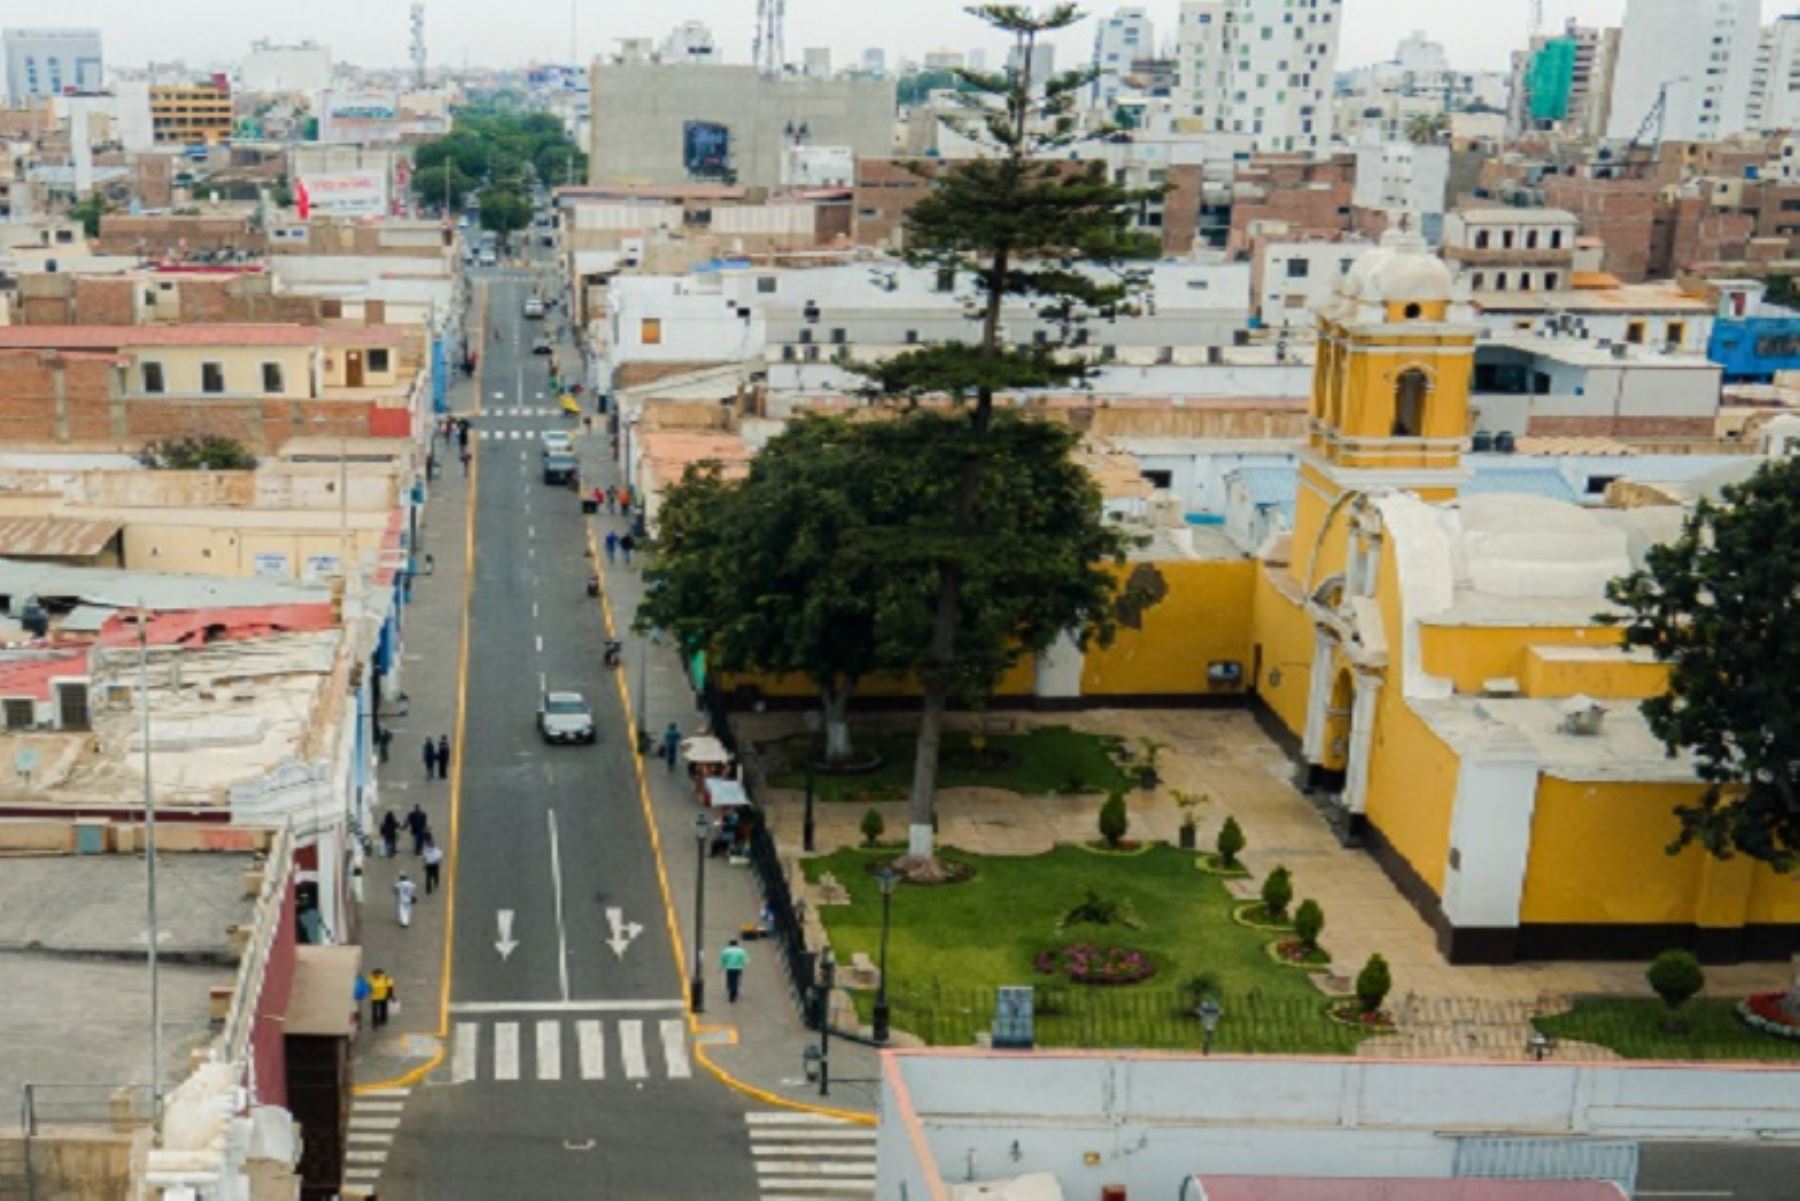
xmin=94 ymin=603 xmax=338 ymax=648
xmin=0 ymin=325 xmax=409 ymax=349
xmin=0 ymin=654 xmax=86 ymax=701
xmin=1193 ymin=1179 xmax=1625 ymax=1201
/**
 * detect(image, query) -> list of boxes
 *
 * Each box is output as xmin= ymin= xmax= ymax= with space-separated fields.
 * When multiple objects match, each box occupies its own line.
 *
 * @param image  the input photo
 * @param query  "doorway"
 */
xmin=345 ymin=351 xmax=364 ymax=388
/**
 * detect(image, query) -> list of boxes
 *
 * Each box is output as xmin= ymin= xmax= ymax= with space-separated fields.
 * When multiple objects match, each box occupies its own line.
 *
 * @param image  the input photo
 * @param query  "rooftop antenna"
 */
xmin=754 ymin=0 xmax=786 ymax=77
xmin=410 ymin=3 xmax=428 ymax=89
xmin=1529 ymin=0 xmax=1544 ymax=36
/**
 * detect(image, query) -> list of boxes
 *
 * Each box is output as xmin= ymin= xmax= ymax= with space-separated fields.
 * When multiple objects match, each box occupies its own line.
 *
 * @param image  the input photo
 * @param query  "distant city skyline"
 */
xmin=27 ymin=0 xmax=1800 ymax=76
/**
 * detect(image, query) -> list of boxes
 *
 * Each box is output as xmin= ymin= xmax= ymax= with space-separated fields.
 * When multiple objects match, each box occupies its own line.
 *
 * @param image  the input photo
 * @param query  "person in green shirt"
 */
xmin=720 ymin=939 xmax=748 ymax=1003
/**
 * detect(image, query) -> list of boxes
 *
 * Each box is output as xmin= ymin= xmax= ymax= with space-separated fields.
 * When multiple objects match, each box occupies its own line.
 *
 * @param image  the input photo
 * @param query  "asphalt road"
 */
xmin=375 ymin=259 xmax=757 ymax=1200
xmin=1636 ymin=1140 xmax=1800 ymax=1200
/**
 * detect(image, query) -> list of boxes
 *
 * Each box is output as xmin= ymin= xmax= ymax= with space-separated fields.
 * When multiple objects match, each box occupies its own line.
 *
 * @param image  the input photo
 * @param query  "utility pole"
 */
xmin=138 ymin=601 xmax=163 ymax=1120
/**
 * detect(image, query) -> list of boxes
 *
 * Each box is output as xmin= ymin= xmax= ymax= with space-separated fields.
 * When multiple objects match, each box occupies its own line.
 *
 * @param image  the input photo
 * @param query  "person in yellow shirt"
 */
xmin=369 ymin=968 xmax=397 ymax=1029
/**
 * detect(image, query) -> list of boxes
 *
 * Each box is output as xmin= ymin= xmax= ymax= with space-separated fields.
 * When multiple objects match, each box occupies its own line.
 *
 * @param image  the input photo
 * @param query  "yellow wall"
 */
xmin=323 ymin=344 xmax=403 ymax=390
xmin=1251 ymin=564 xmax=1315 ymax=738
xmin=1520 ymin=646 xmax=1668 ymax=700
xmin=1080 ymin=558 xmax=1254 ymax=696
xmin=1417 ymin=625 xmax=1620 ymax=693
xmin=128 ymin=346 xmax=313 ymax=397
xmin=715 ymin=658 xmax=1038 ymax=702
xmin=1363 ymin=687 xmax=1463 ymax=895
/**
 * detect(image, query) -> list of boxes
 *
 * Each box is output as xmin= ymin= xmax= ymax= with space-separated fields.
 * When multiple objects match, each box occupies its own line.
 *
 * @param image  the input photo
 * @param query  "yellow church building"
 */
xmin=1249 ymin=228 xmax=1800 ymax=964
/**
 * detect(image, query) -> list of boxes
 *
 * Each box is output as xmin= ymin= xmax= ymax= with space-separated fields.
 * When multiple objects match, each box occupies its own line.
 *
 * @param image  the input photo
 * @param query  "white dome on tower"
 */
xmin=1340 ymin=226 xmax=1455 ymax=304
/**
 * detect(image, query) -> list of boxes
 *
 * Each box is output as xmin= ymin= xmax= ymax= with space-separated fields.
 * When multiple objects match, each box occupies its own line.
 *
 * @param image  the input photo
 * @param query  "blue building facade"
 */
xmin=1708 ymin=316 xmax=1800 ymax=383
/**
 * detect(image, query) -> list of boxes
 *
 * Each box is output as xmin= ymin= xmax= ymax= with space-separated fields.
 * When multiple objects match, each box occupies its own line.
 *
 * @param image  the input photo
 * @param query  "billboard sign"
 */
xmin=295 ymin=171 xmax=387 ymax=218
xmin=683 ymin=120 xmax=731 ymax=178
xmin=320 ymin=90 xmax=401 ymax=143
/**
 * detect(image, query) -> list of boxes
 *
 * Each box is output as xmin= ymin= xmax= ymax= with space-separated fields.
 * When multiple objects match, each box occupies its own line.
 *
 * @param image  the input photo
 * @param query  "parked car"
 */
xmin=540 ymin=429 xmax=573 ymax=455
xmin=532 ymin=335 xmax=553 ymax=355
xmin=524 ymin=298 xmax=545 ymax=319
xmin=538 ymin=691 xmax=595 ymax=744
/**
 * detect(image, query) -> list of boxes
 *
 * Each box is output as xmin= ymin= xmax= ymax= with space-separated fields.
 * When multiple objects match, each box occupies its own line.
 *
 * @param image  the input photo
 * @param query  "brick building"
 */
xmin=1540 ymin=176 xmax=1659 ymax=282
xmin=15 ymin=269 xmax=326 ymax=327
xmin=1225 ymin=154 xmax=1356 ymax=257
xmin=94 ymin=208 xmax=267 ymax=260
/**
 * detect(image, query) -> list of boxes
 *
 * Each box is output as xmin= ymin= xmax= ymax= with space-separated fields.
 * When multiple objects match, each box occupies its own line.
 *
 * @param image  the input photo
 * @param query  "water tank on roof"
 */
xmin=1472 ymin=430 xmax=1496 ymax=453
xmin=1494 ymin=430 xmax=1517 ymax=454
xmin=19 ymin=598 xmax=48 ymax=638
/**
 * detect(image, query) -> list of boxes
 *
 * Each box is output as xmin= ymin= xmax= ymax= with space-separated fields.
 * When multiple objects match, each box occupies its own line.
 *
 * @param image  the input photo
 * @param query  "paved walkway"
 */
xmin=739 ymin=705 xmax=1792 ymax=1060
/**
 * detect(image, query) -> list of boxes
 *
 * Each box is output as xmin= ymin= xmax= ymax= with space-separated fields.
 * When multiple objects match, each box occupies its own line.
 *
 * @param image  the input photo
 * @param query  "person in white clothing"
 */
xmin=394 ymin=873 xmax=418 ymax=928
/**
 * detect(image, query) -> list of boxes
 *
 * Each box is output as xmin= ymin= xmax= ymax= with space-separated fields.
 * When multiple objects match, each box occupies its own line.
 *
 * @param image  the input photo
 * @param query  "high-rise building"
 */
xmin=1091 ymin=7 xmax=1153 ymax=110
xmin=3 ymin=28 xmax=103 ymax=105
xmin=1748 ymin=14 xmax=1800 ymax=131
xmin=659 ymin=21 xmax=720 ymax=65
xmin=860 ymin=48 xmax=886 ymax=77
xmin=1605 ymin=0 xmax=1760 ymax=144
xmin=1507 ymin=20 xmax=1621 ymax=142
xmin=1006 ymin=42 xmax=1055 ymax=88
xmin=1174 ymin=0 xmax=1344 ymax=154
xmin=802 ymin=47 xmax=832 ymax=79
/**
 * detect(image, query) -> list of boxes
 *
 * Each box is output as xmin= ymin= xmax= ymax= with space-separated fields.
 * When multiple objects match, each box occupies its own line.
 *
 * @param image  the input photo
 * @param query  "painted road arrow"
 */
xmin=604 ymin=907 xmax=643 ymax=959
xmin=495 ymin=909 xmax=520 ymax=961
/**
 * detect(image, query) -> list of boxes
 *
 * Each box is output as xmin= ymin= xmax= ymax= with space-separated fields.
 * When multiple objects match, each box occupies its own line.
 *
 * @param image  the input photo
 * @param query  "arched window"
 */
xmin=1474 ymin=229 xmax=1490 ymax=249
xmin=1393 ymin=367 xmax=1430 ymax=437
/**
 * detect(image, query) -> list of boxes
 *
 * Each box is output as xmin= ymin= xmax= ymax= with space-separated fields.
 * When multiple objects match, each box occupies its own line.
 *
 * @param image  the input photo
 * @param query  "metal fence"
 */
xmin=1 ymin=1084 xmax=158 ymax=1201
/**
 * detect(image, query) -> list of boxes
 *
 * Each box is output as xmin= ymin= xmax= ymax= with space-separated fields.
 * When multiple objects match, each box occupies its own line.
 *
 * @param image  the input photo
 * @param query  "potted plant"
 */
xmin=1098 ymin=790 xmax=1130 ymax=850
xmin=1136 ymin=737 xmax=1167 ymax=792
xmin=1173 ymin=790 xmax=1206 ymax=850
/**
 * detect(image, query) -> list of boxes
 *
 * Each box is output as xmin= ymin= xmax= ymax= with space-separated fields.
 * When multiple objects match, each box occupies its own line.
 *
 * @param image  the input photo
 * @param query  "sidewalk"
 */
xmin=351 ymin=299 xmax=483 ymax=1090
xmin=574 ymin=359 xmax=881 ymax=1116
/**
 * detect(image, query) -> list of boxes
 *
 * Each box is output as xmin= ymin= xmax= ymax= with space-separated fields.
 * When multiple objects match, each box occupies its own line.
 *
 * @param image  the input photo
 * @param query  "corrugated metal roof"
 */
xmin=1464 ymin=465 xmax=1579 ymax=504
xmin=0 ymin=559 xmax=327 ymax=610
xmin=0 ymin=517 xmax=122 ymax=559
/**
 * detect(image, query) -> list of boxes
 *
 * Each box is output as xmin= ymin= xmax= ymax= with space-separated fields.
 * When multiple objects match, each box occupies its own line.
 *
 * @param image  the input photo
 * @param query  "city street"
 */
xmin=369 ymin=261 xmax=759 ymax=1199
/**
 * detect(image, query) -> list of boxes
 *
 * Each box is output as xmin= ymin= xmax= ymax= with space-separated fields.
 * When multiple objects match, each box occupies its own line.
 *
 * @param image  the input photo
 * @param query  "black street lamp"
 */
xmin=872 ymin=868 xmax=897 ymax=1043
xmin=815 ymin=946 xmax=835 ymax=1097
xmin=1197 ymin=997 xmax=1223 ymax=1055
xmin=691 ymin=813 xmax=709 ymax=1013
xmin=802 ymin=761 xmax=816 ymax=853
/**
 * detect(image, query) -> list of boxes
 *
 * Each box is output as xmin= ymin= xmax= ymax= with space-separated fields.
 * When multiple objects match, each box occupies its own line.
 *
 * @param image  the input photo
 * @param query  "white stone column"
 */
xmin=1300 ymin=630 xmax=1336 ymax=764
xmin=1033 ymin=630 xmax=1086 ymax=701
xmin=1440 ymin=732 xmax=1541 ymax=933
xmin=1340 ymin=672 xmax=1381 ymax=815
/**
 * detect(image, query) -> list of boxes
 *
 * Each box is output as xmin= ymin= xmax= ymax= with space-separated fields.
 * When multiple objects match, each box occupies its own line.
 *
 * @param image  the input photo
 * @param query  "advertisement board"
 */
xmin=319 ymin=90 xmax=401 ymax=144
xmin=295 ymin=171 xmax=387 ymax=218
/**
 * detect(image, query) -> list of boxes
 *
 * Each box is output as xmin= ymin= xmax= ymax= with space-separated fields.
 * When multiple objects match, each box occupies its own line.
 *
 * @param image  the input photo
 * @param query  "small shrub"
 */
xmin=1216 ymin=815 xmax=1247 ymax=867
xmin=1260 ymin=865 xmax=1293 ymax=919
xmin=859 ymin=807 xmax=885 ymax=848
xmin=1355 ymin=953 xmax=1392 ymax=1015
xmin=1062 ymin=887 xmax=1141 ymax=930
xmin=1647 ymin=949 xmax=1705 ymax=1020
xmin=1293 ymin=898 xmax=1324 ymax=950
xmin=1098 ymin=790 xmax=1130 ymax=848
xmin=1183 ymin=970 xmax=1222 ymax=1006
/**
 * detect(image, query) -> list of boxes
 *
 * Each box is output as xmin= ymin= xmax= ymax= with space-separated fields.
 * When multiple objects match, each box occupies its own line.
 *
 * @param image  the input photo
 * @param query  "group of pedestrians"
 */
xmin=602 ymin=528 xmax=638 ymax=565
xmin=377 ymin=795 xmax=445 ymax=928
xmin=422 ymin=733 xmax=453 ymax=779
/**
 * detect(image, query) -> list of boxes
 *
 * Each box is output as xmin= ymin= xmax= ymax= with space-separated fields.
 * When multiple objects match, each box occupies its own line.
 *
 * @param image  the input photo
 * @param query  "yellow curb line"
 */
xmin=353 ymin=282 xmax=487 ymax=1097
xmin=585 ymin=523 xmax=876 ymax=1126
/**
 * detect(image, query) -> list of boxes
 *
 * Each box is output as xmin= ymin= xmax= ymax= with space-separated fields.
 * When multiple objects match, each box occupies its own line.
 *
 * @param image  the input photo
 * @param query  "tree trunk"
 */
xmin=821 ymin=681 xmax=854 ymax=763
xmin=904 ymin=570 xmax=961 ymax=864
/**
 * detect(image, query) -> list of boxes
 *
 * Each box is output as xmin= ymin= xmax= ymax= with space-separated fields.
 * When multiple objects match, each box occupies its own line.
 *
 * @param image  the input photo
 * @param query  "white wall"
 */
xmin=1607 ymin=0 xmax=1761 ymax=142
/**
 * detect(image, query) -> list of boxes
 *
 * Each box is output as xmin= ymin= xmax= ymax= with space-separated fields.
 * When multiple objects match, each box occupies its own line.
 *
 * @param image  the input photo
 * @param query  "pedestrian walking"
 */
xmin=620 ymin=484 xmax=633 ymax=513
xmin=720 ymin=939 xmax=748 ymax=1004
xmin=436 ymin=734 xmax=452 ymax=779
xmin=662 ymin=722 xmax=681 ymax=772
xmin=423 ymin=737 xmax=438 ymax=780
xmin=368 ymin=968 xmax=396 ymax=1028
xmin=605 ymin=486 xmax=617 ymax=515
xmin=620 ymin=532 xmax=636 ymax=566
xmin=457 ymin=419 xmax=470 ymax=449
xmin=604 ymin=530 xmax=618 ymax=564
xmin=379 ymin=809 xmax=400 ymax=858
xmin=394 ymin=874 xmax=417 ymax=928
xmin=406 ymin=804 xmax=429 ymax=855
xmin=376 ymin=726 xmax=393 ymax=764
xmin=460 ymin=449 xmax=472 ymax=476
xmin=422 ymin=835 xmax=443 ymax=895
xmin=353 ymin=970 xmax=371 ymax=1032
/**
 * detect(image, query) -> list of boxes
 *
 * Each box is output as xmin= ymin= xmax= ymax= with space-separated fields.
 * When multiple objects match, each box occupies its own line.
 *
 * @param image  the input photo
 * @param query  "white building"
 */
xmin=1255 ymin=240 xmax=1361 ymax=328
xmin=1443 ymin=208 xmax=1581 ymax=297
xmin=922 ymin=50 xmax=965 ymax=71
xmin=1748 ymin=14 xmax=1800 ymax=131
xmin=1091 ymin=7 xmax=1154 ymax=110
xmin=1605 ymin=0 xmax=1760 ymax=144
xmin=802 ymin=48 xmax=832 ymax=79
xmin=1174 ymin=0 xmax=1343 ymax=154
xmin=1007 ymin=42 xmax=1056 ymax=88
xmin=1351 ymin=140 xmax=1449 ymax=244
xmin=1508 ymin=22 xmax=1622 ymax=142
xmin=860 ymin=48 xmax=887 ymax=77
xmin=239 ymin=39 xmax=333 ymax=94
xmin=658 ymin=21 xmax=719 ymax=65
xmin=3 ymin=28 xmax=103 ymax=106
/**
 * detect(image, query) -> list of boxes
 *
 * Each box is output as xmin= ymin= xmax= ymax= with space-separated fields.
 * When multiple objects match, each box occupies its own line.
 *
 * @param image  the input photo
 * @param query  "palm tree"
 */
xmin=1405 ymin=112 xmax=1448 ymax=146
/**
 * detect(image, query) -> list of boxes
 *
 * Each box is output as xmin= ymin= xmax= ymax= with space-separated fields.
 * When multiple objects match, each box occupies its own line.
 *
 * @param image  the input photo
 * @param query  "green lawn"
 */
xmin=766 ymin=725 xmax=1135 ymax=802
xmin=1534 ymin=998 xmax=1800 ymax=1062
xmin=803 ymin=845 xmax=1363 ymax=1053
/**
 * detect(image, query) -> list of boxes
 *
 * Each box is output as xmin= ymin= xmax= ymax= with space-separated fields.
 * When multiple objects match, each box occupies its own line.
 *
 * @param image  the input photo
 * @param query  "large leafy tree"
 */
xmin=861 ymin=4 xmax=1161 ymax=870
xmin=477 ymin=187 xmax=531 ymax=246
xmin=640 ymin=418 xmax=893 ymax=762
xmin=1604 ymin=456 xmax=1800 ymax=870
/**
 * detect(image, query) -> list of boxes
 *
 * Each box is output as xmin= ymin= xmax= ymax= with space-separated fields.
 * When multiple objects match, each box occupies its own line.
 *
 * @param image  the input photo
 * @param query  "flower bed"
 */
xmin=1231 ymin=901 xmax=1296 ymax=932
xmin=1194 ymin=853 xmax=1252 ymax=879
xmin=1076 ymin=840 xmax=1155 ymax=857
xmin=1033 ymin=943 xmax=1157 ymax=985
xmin=1267 ymin=937 xmax=1331 ymax=971
xmin=1740 ymin=992 xmax=1800 ymax=1040
xmin=1325 ymin=999 xmax=1395 ymax=1031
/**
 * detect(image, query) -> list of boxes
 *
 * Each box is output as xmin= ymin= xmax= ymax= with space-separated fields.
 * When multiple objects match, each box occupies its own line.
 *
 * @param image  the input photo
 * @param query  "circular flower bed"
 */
xmin=1267 ymin=937 xmax=1331 ymax=971
xmin=1033 ymin=943 xmax=1156 ymax=985
xmin=1194 ymin=853 xmax=1252 ymax=879
xmin=1231 ymin=901 xmax=1296 ymax=932
xmin=1325 ymin=1000 xmax=1395 ymax=1031
xmin=1739 ymin=992 xmax=1800 ymax=1040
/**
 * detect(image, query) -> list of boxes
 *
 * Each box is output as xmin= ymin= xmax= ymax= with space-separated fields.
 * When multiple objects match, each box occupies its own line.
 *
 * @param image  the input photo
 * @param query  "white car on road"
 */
xmin=538 ymin=692 xmax=596 ymax=744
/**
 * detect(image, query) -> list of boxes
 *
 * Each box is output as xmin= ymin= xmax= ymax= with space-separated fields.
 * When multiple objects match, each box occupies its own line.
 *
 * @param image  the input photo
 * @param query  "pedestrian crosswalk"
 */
xmin=747 ymin=1110 xmax=878 ymax=1200
xmin=486 ymin=406 xmax=562 ymax=417
xmin=448 ymin=1017 xmax=692 ymax=1083
xmin=343 ymin=1086 xmax=411 ymax=1193
xmin=475 ymin=427 xmax=574 ymax=441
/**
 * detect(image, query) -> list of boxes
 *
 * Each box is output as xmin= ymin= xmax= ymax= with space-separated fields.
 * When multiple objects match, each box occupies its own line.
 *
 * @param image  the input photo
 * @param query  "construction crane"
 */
xmin=753 ymin=0 xmax=786 ymax=78
xmin=1630 ymin=76 xmax=1688 ymax=151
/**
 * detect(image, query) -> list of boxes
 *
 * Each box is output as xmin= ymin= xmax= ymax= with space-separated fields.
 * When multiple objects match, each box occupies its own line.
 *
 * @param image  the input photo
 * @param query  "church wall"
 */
xmin=1080 ymin=559 xmax=1256 ymax=699
xmin=1250 ymin=565 xmax=1315 ymax=738
xmin=1416 ymin=625 xmax=1620 ymax=694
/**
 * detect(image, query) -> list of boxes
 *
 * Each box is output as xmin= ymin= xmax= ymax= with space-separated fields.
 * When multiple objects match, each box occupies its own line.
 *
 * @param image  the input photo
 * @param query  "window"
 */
xmin=368 ymin=349 xmax=390 ymax=373
xmin=1543 ymin=272 xmax=1559 ymax=291
xmin=261 ymin=362 xmax=284 ymax=393
xmin=1495 ymin=272 xmax=1508 ymax=291
xmin=1392 ymin=368 xmax=1429 ymax=437
xmin=201 ymin=362 xmax=225 ymax=394
xmin=1666 ymin=321 xmax=1687 ymax=346
xmin=829 ymin=328 xmax=847 ymax=345
xmin=1502 ymin=229 xmax=1515 ymax=249
xmin=935 ymin=267 xmax=956 ymax=293
xmin=1285 ymin=258 xmax=1310 ymax=279
xmin=757 ymin=276 xmax=778 ymax=293
xmin=1625 ymin=321 xmax=1647 ymax=345
xmin=1474 ymin=229 xmax=1490 ymax=249
xmin=1525 ymin=229 xmax=1539 ymax=250
xmin=904 ymin=329 xmax=919 ymax=345
xmin=1549 ymin=229 xmax=1564 ymax=249
xmin=641 ymin=318 xmax=663 ymax=345
xmin=1471 ymin=273 xmax=1486 ymax=291
xmin=1141 ymin=469 xmax=1174 ymax=489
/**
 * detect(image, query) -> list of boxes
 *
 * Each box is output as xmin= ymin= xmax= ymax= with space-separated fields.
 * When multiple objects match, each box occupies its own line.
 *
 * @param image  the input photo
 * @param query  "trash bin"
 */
xmin=582 ymin=498 xmax=598 ymax=514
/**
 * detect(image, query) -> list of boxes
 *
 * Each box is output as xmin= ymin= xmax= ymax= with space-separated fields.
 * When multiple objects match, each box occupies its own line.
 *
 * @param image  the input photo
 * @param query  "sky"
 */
xmin=35 ymin=0 xmax=1800 ymax=75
